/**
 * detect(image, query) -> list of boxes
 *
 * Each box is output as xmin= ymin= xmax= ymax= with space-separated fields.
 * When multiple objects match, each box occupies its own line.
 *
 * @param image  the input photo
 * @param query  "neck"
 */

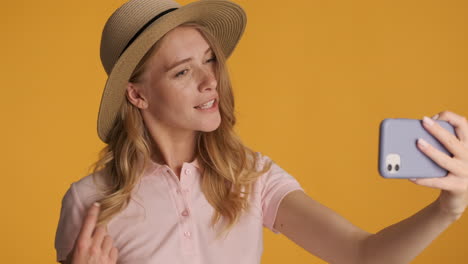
xmin=146 ymin=124 xmax=200 ymax=176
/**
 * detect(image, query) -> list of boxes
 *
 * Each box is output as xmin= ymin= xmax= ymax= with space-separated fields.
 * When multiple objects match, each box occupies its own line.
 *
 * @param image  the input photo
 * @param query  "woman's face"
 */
xmin=127 ymin=26 xmax=221 ymax=134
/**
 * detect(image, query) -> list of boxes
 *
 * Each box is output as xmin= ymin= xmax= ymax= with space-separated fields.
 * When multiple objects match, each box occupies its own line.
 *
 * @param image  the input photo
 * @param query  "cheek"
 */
xmin=150 ymin=88 xmax=192 ymax=115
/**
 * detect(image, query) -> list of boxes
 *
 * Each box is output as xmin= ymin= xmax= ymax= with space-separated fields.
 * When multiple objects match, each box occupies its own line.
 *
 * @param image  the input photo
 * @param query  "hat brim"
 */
xmin=97 ymin=0 xmax=246 ymax=143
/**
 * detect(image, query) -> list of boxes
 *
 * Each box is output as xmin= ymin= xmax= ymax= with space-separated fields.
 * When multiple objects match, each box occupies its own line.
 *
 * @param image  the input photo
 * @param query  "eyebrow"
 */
xmin=164 ymin=47 xmax=213 ymax=73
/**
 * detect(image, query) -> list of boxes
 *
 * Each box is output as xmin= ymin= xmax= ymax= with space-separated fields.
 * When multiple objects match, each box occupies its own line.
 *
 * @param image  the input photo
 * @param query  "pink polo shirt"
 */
xmin=55 ymin=152 xmax=304 ymax=263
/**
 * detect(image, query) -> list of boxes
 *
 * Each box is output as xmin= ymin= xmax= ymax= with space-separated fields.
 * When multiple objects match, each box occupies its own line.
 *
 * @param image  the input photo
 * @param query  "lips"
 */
xmin=194 ymin=97 xmax=217 ymax=108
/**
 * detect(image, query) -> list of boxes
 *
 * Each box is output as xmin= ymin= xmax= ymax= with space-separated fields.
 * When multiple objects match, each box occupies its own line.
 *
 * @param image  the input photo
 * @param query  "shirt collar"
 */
xmin=145 ymin=156 xmax=202 ymax=175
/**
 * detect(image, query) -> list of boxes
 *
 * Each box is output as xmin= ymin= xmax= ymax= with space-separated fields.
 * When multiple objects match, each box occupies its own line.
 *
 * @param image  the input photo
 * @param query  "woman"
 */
xmin=55 ymin=0 xmax=468 ymax=263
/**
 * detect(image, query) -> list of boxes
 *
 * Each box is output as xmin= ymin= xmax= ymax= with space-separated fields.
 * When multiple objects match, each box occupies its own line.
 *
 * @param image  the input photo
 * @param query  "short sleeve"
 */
xmin=257 ymin=152 xmax=304 ymax=234
xmin=54 ymin=183 xmax=86 ymax=262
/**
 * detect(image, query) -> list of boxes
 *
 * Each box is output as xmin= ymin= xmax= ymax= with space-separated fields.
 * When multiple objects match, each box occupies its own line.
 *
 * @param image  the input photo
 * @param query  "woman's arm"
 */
xmin=273 ymin=190 xmax=371 ymax=264
xmin=274 ymin=190 xmax=460 ymax=264
xmin=359 ymin=196 xmax=459 ymax=264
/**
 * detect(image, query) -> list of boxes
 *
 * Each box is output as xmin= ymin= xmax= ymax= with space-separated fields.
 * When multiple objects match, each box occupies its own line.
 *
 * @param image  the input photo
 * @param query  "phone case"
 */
xmin=378 ymin=118 xmax=456 ymax=179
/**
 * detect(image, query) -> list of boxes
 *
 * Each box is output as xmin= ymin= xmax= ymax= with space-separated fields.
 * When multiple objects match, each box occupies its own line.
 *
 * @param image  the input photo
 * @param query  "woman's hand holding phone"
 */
xmin=410 ymin=111 xmax=468 ymax=219
xmin=68 ymin=202 xmax=119 ymax=264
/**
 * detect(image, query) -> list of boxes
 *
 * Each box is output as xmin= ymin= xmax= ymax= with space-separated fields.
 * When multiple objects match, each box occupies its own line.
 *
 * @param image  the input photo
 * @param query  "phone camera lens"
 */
xmin=387 ymin=164 xmax=392 ymax=171
xmin=395 ymin=164 xmax=400 ymax=171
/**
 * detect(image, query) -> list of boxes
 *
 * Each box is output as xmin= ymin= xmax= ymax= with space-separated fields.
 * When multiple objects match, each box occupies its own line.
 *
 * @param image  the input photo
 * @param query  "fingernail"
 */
xmin=93 ymin=202 xmax=101 ymax=207
xmin=418 ymin=138 xmax=428 ymax=148
xmin=410 ymin=178 xmax=417 ymax=181
xmin=423 ymin=116 xmax=434 ymax=126
xmin=432 ymin=114 xmax=439 ymax=120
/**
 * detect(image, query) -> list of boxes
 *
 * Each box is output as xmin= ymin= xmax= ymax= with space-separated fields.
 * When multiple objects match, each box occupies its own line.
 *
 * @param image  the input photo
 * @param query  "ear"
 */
xmin=126 ymin=82 xmax=148 ymax=109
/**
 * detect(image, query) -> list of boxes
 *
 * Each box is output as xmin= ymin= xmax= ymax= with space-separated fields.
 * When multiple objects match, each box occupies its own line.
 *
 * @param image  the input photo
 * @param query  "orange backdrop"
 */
xmin=1 ymin=0 xmax=467 ymax=263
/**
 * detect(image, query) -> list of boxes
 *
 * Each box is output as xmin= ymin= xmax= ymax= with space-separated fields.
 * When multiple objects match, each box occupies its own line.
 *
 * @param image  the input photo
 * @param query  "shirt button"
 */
xmin=184 ymin=168 xmax=191 ymax=175
xmin=184 ymin=231 xmax=191 ymax=238
xmin=181 ymin=209 xmax=189 ymax=216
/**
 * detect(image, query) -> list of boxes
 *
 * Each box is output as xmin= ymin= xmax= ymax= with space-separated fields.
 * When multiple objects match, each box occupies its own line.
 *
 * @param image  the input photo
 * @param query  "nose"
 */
xmin=198 ymin=65 xmax=217 ymax=92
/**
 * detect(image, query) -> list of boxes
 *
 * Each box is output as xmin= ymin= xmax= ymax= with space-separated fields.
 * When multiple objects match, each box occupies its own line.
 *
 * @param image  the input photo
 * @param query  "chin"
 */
xmin=199 ymin=123 xmax=221 ymax=132
xmin=197 ymin=117 xmax=221 ymax=132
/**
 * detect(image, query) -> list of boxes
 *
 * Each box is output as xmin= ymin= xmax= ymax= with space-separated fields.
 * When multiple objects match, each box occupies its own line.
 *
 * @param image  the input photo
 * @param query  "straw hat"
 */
xmin=97 ymin=0 xmax=246 ymax=143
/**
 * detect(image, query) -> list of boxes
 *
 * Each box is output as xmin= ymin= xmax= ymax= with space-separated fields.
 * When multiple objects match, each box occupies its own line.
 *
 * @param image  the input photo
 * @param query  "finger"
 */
xmin=77 ymin=202 xmax=101 ymax=240
xmin=417 ymin=138 xmax=465 ymax=176
xmin=101 ymin=235 xmax=114 ymax=255
xmin=110 ymin=247 xmax=119 ymax=263
xmin=433 ymin=110 xmax=468 ymax=143
xmin=409 ymin=174 xmax=463 ymax=192
xmin=91 ymin=225 xmax=107 ymax=250
xmin=421 ymin=116 xmax=468 ymax=159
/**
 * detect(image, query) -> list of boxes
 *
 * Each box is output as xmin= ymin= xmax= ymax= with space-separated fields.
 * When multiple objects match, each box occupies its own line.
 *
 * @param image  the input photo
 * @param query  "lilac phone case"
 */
xmin=378 ymin=118 xmax=456 ymax=179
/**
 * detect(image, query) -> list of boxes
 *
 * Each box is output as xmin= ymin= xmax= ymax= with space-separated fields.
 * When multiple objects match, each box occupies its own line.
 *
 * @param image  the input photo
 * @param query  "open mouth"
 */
xmin=194 ymin=98 xmax=216 ymax=110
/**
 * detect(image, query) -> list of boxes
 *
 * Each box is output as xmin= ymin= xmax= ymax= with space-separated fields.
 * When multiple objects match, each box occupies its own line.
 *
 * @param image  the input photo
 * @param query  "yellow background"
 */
xmin=1 ymin=0 xmax=467 ymax=263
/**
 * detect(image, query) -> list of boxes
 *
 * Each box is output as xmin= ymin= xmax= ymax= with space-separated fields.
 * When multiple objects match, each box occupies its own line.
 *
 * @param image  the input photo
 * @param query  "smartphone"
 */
xmin=378 ymin=118 xmax=456 ymax=179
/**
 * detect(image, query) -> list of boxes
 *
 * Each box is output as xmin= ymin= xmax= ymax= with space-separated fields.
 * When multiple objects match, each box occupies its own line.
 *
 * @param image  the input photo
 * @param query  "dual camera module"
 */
xmin=385 ymin=153 xmax=401 ymax=174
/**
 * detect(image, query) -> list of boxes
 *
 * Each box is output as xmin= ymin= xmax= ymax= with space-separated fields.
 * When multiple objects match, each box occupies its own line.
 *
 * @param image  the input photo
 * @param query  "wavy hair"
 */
xmin=88 ymin=22 xmax=272 ymax=239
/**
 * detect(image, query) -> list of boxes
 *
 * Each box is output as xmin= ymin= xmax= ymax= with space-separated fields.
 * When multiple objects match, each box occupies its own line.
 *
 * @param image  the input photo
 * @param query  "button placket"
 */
xmin=178 ymin=188 xmax=191 ymax=221
xmin=178 ymin=166 xmax=195 ymax=252
xmin=163 ymin=166 xmax=195 ymax=252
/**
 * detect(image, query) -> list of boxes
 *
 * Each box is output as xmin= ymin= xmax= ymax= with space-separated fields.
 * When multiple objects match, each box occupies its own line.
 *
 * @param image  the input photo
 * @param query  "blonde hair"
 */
xmin=89 ymin=22 xmax=272 ymax=239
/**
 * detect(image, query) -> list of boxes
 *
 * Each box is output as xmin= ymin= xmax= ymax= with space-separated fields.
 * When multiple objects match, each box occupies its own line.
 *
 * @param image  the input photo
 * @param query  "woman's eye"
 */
xmin=175 ymin=69 xmax=188 ymax=78
xmin=174 ymin=57 xmax=216 ymax=78
xmin=207 ymin=56 xmax=217 ymax=63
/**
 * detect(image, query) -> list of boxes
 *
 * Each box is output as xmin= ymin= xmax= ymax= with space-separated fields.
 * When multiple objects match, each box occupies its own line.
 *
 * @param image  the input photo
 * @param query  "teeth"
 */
xmin=197 ymin=99 xmax=215 ymax=109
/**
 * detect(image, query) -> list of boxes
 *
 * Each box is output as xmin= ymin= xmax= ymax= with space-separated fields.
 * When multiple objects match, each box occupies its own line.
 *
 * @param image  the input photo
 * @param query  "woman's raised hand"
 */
xmin=411 ymin=110 xmax=468 ymax=219
xmin=69 ymin=202 xmax=119 ymax=264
